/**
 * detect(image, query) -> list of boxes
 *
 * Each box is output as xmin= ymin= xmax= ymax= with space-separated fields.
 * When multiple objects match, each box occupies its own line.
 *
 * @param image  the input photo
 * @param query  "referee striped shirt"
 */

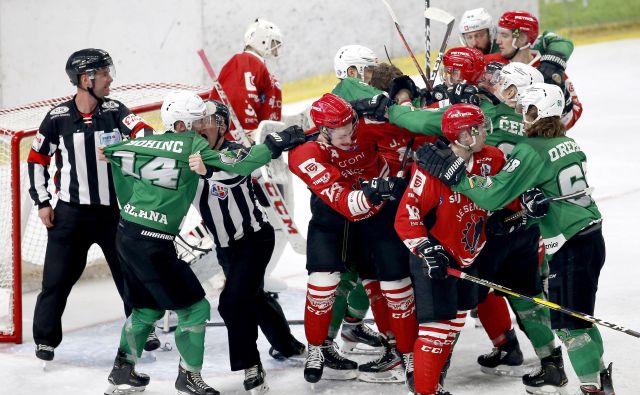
xmin=195 ymin=142 xmax=268 ymax=248
xmin=27 ymin=97 xmax=151 ymax=207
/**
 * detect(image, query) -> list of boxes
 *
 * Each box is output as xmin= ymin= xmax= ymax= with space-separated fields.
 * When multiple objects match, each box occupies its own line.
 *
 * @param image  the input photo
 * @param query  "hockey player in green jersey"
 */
xmin=415 ymin=83 xmax=615 ymax=395
xmin=100 ymin=91 xmax=304 ymax=395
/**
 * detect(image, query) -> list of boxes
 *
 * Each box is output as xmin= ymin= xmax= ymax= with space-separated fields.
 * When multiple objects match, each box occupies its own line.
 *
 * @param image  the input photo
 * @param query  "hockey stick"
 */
xmin=424 ymin=7 xmax=456 ymax=84
xmin=165 ymin=318 xmax=378 ymax=331
xmin=505 ymin=187 xmax=595 ymax=222
xmin=380 ymin=0 xmax=429 ymax=88
xmin=197 ymin=49 xmax=306 ymax=254
xmin=447 ymin=267 xmax=640 ymax=339
xmin=397 ymin=137 xmax=415 ymax=178
xmin=425 ymin=0 xmax=431 ymax=77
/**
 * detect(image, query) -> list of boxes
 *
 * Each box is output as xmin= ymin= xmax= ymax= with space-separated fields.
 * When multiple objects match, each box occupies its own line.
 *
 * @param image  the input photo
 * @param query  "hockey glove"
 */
xmin=415 ymin=239 xmax=450 ymax=280
xmin=431 ymin=84 xmax=450 ymax=102
xmin=520 ymin=188 xmax=550 ymax=219
xmin=359 ymin=176 xmax=407 ymax=206
xmin=415 ymin=140 xmax=466 ymax=187
xmin=264 ymin=125 xmax=306 ymax=159
xmin=449 ymin=83 xmax=480 ymax=106
xmin=349 ymin=94 xmax=391 ymax=122
xmin=388 ymin=75 xmax=419 ymax=103
xmin=538 ymin=51 xmax=567 ymax=87
xmin=485 ymin=209 xmax=524 ymax=237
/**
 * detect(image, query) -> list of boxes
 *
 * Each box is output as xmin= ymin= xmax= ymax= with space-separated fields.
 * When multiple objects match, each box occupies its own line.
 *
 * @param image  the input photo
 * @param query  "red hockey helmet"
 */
xmin=442 ymin=104 xmax=489 ymax=149
xmin=310 ymin=93 xmax=355 ymax=129
xmin=498 ymin=11 xmax=539 ymax=45
xmin=442 ymin=47 xmax=486 ymax=85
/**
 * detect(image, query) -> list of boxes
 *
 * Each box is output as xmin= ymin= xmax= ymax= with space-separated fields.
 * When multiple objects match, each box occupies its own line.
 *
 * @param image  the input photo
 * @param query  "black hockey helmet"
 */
xmin=205 ymin=99 xmax=231 ymax=129
xmin=65 ymin=48 xmax=114 ymax=86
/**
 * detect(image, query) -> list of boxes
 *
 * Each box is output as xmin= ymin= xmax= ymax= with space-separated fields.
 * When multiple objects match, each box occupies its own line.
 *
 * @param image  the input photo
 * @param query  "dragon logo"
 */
xmin=461 ymin=214 xmax=484 ymax=254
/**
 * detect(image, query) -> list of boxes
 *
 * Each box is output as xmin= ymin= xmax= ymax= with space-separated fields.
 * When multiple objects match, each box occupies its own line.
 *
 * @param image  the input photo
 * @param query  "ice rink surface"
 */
xmin=1 ymin=38 xmax=639 ymax=394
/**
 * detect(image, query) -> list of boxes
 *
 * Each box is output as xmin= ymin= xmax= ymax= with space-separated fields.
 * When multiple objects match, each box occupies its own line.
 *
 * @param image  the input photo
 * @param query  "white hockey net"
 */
xmin=0 ymin=83 xmax=210 ymax=342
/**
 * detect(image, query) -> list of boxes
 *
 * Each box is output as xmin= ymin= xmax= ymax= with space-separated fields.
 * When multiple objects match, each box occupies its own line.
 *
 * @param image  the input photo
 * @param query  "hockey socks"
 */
xmin=381 ymin=278 xmax=418 ymax=354
xmin=362 ymin=279 xmax=392 ymax=337
xmin=174 ymin=298 xmax=211 ymax=371
xmin=557 ymin=326 xmax=605 ymax=386
xmin=119 ymin=307 xmax=165 ymax=359
xmin=305 ymin=272 xmax=340 ymax=345
xmin=347 ymin=281 xmax=371 ymax=320
xmin=327 ymin=271 xmax=369 ymax=338
xmin=509 ymin=294 xmax=556 ymax=359
xmin=477 ymin=292 xmax=513 ymax=347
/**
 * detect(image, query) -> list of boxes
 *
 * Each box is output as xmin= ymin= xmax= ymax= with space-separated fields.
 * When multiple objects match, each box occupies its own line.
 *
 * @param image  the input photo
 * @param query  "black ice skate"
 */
xmin=436 ymin=384 xmax=453 ymax=395
xmin=304 ymin=344 xmax=325 ymax=383
xmin=477 ymin=329 xmax=525 ymax=376
xmin=579 ymin=363 xmax=615 ymax=395
xmin=104 ymin=350 xmax=150 ymax=395
xmin=268 ymin=339 xmax=307 ymax=361
xmin=175 ymin=365 xmax=219 ymax=395
xmin=357 ymin=339 xmax=404 ymax=383
xmin=523 ymin=347 xmax=569 ymax=395
xmin=143 ymin=328 xmax=161 ymax=352
xmin=403 ymin=352 xmax=414 ymax=393
xmin=35 ymin=344 xmax=54 ymax=361
xmin=244 ymin=362 xmax=269 ymax=394
xmin=322 ymin=339 xmax=358 ymax=380
xmin=340 ymin=320 xmax=385 ymax=355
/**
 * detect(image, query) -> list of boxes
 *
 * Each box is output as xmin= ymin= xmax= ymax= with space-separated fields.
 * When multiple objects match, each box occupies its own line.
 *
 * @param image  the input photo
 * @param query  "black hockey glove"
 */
xmin=449 ymin=83 xmax=480 ymax=106
xmin=388 ymin=75 xmax=419 ymax=102
xmin=415 ymin=239 xmax=450 ymax=280
xmin=485 ymin=209 xmax=524 ymax=237
xmin=350 ymin=94 xmax=391 ymax=122
xmin=520 ymin=188 xmax=550 ymax=219
xmin=431 ymin=84 xmax=450 ymax=102
xmin=538 ymin=51 xmax=567 ymax=86
xmin=264 ymin=125 xmax=306 ymax=159
xmin=415 ymin=140 xmax=466 ymax=187
xmin=359 ymin=176 xmax=407 ymax=206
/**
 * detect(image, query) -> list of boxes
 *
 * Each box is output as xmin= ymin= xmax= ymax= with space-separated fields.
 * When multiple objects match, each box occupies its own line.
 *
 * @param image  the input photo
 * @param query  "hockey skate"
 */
xmin=269 ymin=339 xmax=307 ymax=361
xmin=35 ymin=344 xmax=54 ymax=361
xmin=357 ymin=340 xmax=404 ymax=383
xmin=403 ymin=352 xmax=414 ymax=393
xmin=175 ymin=364 xmax=219 ymax=395
xmin=322 ymin=339 xmax=358 ymax=380
xmin=244 ymin=362 xmax=269 ymax=394
xmin=477 ymin=330 xmax=525 ymax=377
xmin=578 ymin=363 xmax=615 ymax=395
xmin=340 ymin=320 xmax=385 ymax=355
xmin=104 ymin=350 xmax=149 ymax=395
xmin=143 ymin=328 xmax=161 ymax=352
xmin=304 ymin=344 xmax=324 ymax=384
xmin=523 ymin=347 xmax=569 ymax=395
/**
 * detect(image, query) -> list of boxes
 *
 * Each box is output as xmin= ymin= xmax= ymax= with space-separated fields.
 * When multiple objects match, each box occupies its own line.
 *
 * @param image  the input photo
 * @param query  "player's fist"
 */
xmin=520 ymin=188 xmax=549 ymax=218
xmin=264 ymin=125 xmax=306 ymax=159
xmin=415 ymin=238 xmax=450 ymax=280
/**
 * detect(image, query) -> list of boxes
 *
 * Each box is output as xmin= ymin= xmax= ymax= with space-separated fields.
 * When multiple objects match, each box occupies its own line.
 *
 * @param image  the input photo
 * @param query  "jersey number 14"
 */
xmin=112 ymin=151 xmax=180 ymax=190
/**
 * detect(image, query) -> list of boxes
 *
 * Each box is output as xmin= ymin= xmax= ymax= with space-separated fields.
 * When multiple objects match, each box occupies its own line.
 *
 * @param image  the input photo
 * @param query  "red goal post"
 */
xmin=0 ymin=83 xmax=210 ymax=343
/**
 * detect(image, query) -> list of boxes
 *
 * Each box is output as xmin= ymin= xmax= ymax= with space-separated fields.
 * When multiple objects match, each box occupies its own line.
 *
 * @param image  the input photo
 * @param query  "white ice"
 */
xmin=1 ymin=38 xmax=639 ymax=395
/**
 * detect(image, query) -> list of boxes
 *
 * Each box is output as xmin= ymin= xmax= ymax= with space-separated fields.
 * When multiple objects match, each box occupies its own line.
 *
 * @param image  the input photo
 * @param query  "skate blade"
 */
xmin=480 ymin=365 xmax=527 ymax=377
xmin=525 ymin=384 xmax=569 ymax=395
xmin=104 ymin=383 xmax=147 ymax=394
xmin=249 ymin=382 xmax=270 ymax=394
xmin=357 ymin=367 xmax=405 ymax=383
xmin=323 ymin=367 xmax=358 ymax=380
xmin=341 ymin=341 xmax=384 ymax=355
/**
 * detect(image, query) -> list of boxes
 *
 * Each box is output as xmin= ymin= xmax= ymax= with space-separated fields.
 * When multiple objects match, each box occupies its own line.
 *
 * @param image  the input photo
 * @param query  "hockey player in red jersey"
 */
xmin=395 ymin=104 xmax=511 ymax=395
xmin=209 ymin=17 xmax=282 ymax=138
xmin=289 ymin=93 xmax=418 ymax=385
xmin=484 ymin=11 xmax=582 ymax=130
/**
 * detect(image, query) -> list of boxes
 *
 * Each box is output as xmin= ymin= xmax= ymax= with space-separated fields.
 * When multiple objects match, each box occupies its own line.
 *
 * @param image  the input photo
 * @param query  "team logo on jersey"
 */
xmin=219 ymin=147 xmax=249 ymax=165
xmin=480 ymin=163 xmax=492 ymax=177
xmin=244 ymin=71 xmax=257 ymax=91
xmin=101 ymin=101 xmax=119 ymax=110
xmin=50 ymin=106 xmax=69 ymax=116
xmin=411 ymin=170 xmax=425 ymax=195
xmin=461 ymin=214 xmax=484 ymax=254
xmin=298 ymin=158 xmax=326 ymax=178
xmin=210 ymin=184 xmax=228 ymax=200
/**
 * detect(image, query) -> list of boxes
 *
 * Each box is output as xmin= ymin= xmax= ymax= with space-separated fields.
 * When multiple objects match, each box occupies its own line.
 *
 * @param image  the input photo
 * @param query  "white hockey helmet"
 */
xmin=161 ymin=91 xmax=207 ymax=132
xmin=496 ymin=63 xmax=543 ymax=106
xmin=458 ymin=8 xmax=496 ymax=46
xmin=518 ymin=83 xmax=565 ymax=124
xmin=333 ymin=45 xmax=378 ymax=80
xmin=243 ymin=18 xmax=282 ymax=58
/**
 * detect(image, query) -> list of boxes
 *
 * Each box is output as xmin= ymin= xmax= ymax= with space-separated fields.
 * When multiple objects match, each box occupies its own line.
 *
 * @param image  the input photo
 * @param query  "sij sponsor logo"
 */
xmin=298 ymin=158 xmax=326 ymax=178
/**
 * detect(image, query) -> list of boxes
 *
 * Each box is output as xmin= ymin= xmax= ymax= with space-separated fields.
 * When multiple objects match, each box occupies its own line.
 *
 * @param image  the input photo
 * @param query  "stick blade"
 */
xmin=424 ymin=7 xmax=455 ymax=24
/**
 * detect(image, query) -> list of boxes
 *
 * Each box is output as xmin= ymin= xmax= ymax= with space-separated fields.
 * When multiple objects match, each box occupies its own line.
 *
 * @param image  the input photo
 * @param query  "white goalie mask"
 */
xmin=517 ymin=83 xmax=565 ymax=124
xmin=458 ymin=8 xmax=496 ymax=46
xmin=333 ymin=45 xmax=378 ymax=80
xmin=161 ymin=91 xmax=207 ymax=132
xmin=496 ymin=63 xmax=544 ymax=107
xmin=244 ymin=18 xmax=283 ymax=58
